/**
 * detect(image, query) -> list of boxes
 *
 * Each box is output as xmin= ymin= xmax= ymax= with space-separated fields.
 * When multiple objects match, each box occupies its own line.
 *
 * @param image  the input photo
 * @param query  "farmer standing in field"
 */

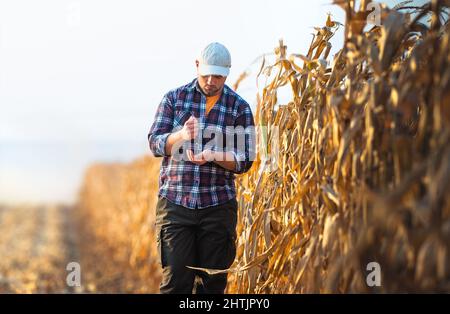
xmin=147 ymin=42 xmax=256 ymax=294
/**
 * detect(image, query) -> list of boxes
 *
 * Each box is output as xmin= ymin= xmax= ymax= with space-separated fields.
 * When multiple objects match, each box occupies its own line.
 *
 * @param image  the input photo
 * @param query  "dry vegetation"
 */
xmin=74 ymin=0 xmax=450 ymax=293
xmin=228 ymin=0 xmax=450 ymax=293
xmin=0 ymin=205 xmax=77 ymax=293
xmin=76 ymin=156 xmax=161 ymax=293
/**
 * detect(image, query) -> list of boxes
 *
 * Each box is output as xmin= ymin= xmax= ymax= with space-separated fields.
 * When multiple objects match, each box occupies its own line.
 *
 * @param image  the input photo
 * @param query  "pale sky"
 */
xmin=0 ymin=0 xmax=411 ymax=205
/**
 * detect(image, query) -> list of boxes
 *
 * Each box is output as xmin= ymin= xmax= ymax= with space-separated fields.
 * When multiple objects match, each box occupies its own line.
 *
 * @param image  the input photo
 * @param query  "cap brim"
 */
xmin=198 ymin=64 xmax=229 ymax=77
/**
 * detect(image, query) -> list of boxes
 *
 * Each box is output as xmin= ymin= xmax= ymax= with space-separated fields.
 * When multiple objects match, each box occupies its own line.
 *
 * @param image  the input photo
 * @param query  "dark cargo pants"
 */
xmin=154 ymin=196 xmax=238 ymax=294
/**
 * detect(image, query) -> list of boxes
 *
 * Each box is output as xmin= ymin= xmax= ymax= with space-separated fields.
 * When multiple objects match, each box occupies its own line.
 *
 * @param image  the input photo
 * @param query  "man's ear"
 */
xmin=195 ymin=60 xmax=199 ymax=68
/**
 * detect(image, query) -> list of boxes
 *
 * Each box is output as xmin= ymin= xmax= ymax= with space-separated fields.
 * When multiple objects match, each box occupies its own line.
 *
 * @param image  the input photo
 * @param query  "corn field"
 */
xmin=76 ymin=0 xmax=450 ymax=293
xmin=76 ymin=157 xmax=161 ymax=292
xmin=228 ymin=0 xmax=450 ymax=293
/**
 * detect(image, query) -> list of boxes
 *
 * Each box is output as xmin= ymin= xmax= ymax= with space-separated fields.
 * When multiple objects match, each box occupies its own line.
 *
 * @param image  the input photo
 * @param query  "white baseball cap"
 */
xmin=197 ymin=42 xmax=231 ymax=77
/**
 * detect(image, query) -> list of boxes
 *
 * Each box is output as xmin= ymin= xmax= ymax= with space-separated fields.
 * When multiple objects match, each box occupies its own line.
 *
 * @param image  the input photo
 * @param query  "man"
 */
xmin=147 ymin=42 xmax=255 ymax=294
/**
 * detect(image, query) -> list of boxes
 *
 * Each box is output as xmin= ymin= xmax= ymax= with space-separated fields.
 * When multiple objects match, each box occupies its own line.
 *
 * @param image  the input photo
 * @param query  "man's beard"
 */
xmin=204 ymin=85 xmax=220 ymax=96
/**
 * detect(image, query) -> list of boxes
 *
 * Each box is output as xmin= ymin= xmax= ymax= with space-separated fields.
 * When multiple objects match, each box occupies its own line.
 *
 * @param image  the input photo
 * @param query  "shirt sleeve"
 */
xmin=231 ymin=105 xmax=256 ymax=174
xmin=147 ymin=92 xmax=174 ymax=157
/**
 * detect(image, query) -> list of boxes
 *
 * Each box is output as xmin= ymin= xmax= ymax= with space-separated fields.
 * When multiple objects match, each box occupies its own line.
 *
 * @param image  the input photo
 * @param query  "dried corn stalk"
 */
xmin=228 ymin=0 xmax=450 ymax=293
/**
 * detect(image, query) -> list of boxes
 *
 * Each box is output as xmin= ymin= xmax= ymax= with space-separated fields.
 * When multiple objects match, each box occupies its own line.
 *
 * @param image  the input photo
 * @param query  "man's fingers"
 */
xmin=184 ymin=117 xmax=194 ymax=127
xmin=185 ymin=116 xmax=198 ymax=125
xmin=184 ymin=121 xmax=199 ymax=134
xmin=185 ymin=124 xmax=199 ymax=138
xmin=194 ymin=153 xmax=203 ymax=161
xmin=188 ymin=150 xmax=200 ymax=163
xmin=190 ymin=128 xmax=197 ymax=138
xmin=186 ymin=149 xmax=207 ymax=165
xmin=187 ymin=150 xmax=193 ymax=161
xmin=182 ymin=115 xmax=199 ymax=140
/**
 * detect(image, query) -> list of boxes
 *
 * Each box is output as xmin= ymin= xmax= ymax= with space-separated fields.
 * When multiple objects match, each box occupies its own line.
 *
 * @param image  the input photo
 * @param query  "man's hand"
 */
xmin=187 ymin=149 xmax=215 ymax=165
xmin=186 ymin=149 xmax=238 ymax=172
xmin=164 ymin=115 xmax=198 ymax=156
xmin=180 ymin=115 xmax=199 ymax=141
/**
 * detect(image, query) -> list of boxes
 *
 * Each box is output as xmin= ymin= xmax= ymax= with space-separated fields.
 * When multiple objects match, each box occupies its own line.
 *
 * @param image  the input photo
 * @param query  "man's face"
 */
xmin=196 ymin=60 xmax=227 ymax=96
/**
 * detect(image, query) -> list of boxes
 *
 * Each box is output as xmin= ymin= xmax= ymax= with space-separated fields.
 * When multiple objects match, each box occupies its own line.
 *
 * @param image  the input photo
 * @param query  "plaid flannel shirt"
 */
xmin=148 ymin=78 xmax=256 ymax=209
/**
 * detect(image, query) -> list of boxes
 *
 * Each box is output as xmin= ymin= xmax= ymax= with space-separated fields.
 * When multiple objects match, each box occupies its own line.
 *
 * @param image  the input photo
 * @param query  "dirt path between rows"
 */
xmin=0 ymin=205 xmax=82 ymax=293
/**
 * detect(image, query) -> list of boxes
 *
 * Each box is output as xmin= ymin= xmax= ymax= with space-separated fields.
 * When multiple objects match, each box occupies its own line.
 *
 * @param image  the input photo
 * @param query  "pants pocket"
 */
xmin=224 ymin=225 xmax=237 ymax=268
xmin=155 ymin=224 xmax=166 ymax=267
xmin=224 ymin=199 xmax=238 ymax=268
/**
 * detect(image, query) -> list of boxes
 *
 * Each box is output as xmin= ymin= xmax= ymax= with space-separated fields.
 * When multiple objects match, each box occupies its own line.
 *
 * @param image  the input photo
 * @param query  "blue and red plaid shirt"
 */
xmin=148 ymin=78 xmax=256 ymax=209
